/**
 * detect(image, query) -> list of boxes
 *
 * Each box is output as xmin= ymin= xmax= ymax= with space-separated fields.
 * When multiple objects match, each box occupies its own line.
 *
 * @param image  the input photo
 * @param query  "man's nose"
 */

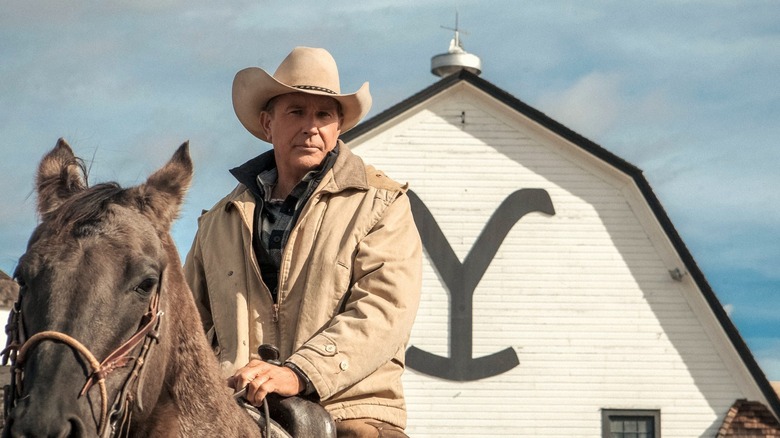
xmin=301 ymin=114 xmax=319 ymax=134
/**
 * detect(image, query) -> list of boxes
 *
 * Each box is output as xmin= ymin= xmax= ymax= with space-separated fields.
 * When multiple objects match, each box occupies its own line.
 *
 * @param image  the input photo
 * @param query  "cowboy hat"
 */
xmin=232 ymin=47 xmax=372 ymax=142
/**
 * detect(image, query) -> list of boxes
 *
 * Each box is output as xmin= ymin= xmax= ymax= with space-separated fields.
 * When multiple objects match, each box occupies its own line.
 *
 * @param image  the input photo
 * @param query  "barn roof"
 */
xmin=717 ymin=399 xmax=780 ymax=437
xmin=342 ymin=69 xmax=780 ymax=420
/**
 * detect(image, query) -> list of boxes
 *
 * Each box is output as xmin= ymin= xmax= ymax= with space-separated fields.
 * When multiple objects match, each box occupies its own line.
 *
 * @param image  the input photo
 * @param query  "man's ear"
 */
xmin=260 ymin=111 xmax=273 ymax=142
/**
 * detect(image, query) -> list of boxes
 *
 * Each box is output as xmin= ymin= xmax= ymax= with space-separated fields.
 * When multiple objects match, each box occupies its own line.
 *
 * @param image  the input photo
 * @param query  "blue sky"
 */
xmin=1 ymin=1 xmax=778 ymax=380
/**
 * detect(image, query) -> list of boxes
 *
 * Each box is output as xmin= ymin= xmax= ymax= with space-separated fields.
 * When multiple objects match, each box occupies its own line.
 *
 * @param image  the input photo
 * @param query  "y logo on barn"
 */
xmin=406 ymin=189 xmax=555 ymax=381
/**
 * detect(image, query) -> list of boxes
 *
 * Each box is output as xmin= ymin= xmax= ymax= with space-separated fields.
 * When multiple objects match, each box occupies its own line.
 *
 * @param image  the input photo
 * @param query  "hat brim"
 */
xmin=232 ymin=67 xmax=371 ymax=142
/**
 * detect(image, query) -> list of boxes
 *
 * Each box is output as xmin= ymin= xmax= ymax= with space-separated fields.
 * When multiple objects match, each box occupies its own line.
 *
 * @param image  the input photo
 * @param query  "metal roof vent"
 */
xmin=431 ymin=13 xmax=482 ymax=77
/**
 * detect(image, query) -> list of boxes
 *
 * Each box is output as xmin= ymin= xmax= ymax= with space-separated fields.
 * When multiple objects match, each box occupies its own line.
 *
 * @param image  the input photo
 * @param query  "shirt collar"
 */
xmin=229 ymin=146 xmax=340 ymax=200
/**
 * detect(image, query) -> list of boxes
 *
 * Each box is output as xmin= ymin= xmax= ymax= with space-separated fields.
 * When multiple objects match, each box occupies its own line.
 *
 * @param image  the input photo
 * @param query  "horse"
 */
xmin=2 ymin=139 xmax=334 ymax=437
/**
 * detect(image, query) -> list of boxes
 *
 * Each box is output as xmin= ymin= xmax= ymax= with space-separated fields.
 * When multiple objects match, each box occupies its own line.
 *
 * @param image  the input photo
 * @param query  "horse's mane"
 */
xmin=47 ymin=182 xmax=127 ymax=238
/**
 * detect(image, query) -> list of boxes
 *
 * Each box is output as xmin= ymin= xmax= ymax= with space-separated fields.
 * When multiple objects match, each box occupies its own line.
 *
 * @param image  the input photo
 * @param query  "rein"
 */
xmin=1 ymin=280 xmax=164 ymax=437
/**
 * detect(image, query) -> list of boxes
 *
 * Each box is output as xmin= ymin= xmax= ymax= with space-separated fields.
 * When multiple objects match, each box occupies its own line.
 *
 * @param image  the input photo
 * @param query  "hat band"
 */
xmin=293 ymin=85 xmax=337 ymax=95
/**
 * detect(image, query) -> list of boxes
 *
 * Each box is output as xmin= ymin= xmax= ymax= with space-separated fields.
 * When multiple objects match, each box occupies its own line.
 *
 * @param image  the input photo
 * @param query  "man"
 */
xmin=184 ymin=47 xmax=422 ymax=437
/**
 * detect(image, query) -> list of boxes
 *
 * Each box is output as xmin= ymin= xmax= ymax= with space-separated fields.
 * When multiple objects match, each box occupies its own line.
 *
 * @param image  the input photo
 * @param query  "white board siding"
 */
xmin=0 ymin=310 xmax=7 ymax=349
xmin=350 ymin=83 xmax=764 ymax=436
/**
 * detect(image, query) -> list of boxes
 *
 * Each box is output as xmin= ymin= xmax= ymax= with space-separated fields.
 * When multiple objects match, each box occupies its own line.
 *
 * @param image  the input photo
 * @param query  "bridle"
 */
xmin=2 ymin=279 xmax=164 ymax=437
xmin=1 ymin=277 xmax=164 ymax=437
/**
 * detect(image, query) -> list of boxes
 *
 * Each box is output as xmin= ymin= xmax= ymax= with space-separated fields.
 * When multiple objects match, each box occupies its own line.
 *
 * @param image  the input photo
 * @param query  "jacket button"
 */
xmin=339 ymin=361 xmax=349 ymax=371
xmin=325 ymin=344 xmax=336 ymax=353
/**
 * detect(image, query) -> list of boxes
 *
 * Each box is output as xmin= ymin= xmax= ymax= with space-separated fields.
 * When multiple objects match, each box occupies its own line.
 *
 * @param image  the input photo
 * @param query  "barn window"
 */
xmin=602 ymin=409 xmax=660 ymax=438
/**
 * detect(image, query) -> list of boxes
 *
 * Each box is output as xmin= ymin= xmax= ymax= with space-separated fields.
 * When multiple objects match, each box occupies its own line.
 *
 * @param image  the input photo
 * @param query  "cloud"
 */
xmin=536 ymin=71 xmax=624 ymax=138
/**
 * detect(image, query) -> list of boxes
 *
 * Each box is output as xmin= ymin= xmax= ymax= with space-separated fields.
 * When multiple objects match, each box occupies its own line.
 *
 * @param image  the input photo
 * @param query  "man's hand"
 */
xmin=227 ymin=359 xmax=304 ymax=406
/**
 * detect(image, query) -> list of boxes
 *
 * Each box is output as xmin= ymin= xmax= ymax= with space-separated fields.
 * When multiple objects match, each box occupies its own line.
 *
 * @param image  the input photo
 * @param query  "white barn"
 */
xmin=342 ymin=70 xmax=780 ymax=437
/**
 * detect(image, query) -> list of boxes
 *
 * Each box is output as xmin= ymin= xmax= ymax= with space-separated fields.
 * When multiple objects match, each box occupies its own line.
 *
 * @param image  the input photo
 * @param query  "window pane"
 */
xmin=608 ymin=415 xmax=655 ymax=438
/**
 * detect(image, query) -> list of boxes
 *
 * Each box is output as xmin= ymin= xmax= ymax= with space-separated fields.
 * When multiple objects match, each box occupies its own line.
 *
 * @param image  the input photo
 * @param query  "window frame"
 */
xmin=601 ymin=409 xmax=661 ymax=438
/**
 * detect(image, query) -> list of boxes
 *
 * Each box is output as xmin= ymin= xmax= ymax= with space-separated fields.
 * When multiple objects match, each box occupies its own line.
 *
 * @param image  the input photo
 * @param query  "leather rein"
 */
xmin=1 ymin=278 xmax=164 ymax=437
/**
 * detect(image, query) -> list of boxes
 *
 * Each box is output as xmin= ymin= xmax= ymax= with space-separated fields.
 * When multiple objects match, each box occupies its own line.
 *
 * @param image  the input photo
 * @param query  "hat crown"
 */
xmin=273 ymin=47 xmax=341 ymax=94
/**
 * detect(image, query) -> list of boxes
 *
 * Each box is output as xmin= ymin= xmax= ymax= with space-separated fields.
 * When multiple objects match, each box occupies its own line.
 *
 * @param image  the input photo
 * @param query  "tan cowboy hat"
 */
xmin=232 ymin=46 xmax=372 ymax=142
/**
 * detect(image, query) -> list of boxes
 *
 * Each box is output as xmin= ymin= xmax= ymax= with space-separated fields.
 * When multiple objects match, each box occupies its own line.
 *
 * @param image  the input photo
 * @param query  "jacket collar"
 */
xmin=320 ymin=141 xmax=368 ymax=192
xmin=229 ymin=149 xmax=275 ymax=201
xmin=228 ymin=140 xmax=368 ymax=199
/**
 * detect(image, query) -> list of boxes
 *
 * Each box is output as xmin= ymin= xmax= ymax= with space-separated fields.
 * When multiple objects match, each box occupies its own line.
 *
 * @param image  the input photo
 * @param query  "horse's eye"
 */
xmin=133 ymin=277 xmax=158 ymax=296
xmin=12 ymin=270 xmax=26 ymax=290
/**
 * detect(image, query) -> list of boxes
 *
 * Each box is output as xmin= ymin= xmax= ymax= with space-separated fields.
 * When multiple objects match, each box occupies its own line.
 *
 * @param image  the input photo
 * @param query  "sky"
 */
xmin=1 ymin=1 xmax=778 ymax=380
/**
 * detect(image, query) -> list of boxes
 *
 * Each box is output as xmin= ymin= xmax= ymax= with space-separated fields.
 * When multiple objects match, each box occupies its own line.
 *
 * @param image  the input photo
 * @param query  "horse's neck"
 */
xmin=146 ymin=285 xmax=261 ymax=437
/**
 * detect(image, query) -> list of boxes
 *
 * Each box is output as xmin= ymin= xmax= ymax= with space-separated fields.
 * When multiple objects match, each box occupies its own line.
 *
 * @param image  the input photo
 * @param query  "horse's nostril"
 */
xmin=57 ymin=420 xmax=72 ymax=438
xmin=66 ymin=416 xmax=86 ymax=438
xmin=51 ymin=417 xmax=86 ymax=438
xmin=4 ymin=414 xmax=88 ymax=438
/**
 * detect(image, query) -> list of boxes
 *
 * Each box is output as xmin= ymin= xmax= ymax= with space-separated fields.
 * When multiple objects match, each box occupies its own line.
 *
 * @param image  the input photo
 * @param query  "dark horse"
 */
xmin=2 ymin=140 xmax=333 ymax=437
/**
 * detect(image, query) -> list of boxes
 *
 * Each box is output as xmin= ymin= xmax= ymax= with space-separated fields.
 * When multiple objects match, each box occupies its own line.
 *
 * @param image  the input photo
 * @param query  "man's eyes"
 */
xmin=284 ymin=108 xmax=336 ymax=119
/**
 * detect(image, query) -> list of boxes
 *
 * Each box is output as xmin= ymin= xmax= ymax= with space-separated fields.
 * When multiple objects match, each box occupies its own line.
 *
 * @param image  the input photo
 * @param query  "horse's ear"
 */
xmin=133 ymin=142 xmax=193 ymax=230
xmin=36 ymin=138 xmax=87 ymax=218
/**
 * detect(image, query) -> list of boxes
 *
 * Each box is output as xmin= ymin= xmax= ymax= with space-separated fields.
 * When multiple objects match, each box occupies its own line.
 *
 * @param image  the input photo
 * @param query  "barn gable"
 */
xmin=343 ymin=70 xmax=780 ymax=436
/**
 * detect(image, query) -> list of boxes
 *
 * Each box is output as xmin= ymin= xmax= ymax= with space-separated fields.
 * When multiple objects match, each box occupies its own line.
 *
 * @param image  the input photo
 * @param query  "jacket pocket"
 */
xmin=333 ymin=261 xmax=352 ymax=314
xmin=206 ymin=326 xmax=222 ymax=358
xmin=334 ymin=260 xmax=351 ymax=291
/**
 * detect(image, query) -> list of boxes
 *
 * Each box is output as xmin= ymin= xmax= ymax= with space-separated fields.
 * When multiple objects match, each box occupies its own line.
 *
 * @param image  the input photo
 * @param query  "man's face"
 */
xmin=261 ymin=92 xmax=342 ymax=178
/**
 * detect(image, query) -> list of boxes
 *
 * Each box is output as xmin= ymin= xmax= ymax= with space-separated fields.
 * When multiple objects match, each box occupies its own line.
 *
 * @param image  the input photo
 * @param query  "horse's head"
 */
xmin=5 ymin=139 xmax=192 ymax=438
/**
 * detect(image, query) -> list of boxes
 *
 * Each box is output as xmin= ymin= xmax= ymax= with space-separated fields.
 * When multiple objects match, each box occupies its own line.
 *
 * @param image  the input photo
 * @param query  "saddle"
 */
xmin=237 ymin=344 xmax=336 ymax=438
xmin=238 ymin=395 xmax=336 ymax=438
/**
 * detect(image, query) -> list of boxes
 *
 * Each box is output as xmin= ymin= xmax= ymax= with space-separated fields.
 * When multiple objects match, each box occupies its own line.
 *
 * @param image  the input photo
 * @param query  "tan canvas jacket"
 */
xmin=183 ymin=143 xmax=422 ymax=428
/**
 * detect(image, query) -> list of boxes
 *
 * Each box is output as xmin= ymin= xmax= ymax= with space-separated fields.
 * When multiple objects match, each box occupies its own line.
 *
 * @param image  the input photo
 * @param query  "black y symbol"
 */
xmin=407 ymin=189 xmax=555 ymax=381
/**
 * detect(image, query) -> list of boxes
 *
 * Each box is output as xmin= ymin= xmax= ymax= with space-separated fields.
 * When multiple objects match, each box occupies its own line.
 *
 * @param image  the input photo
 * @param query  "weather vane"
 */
xmin=431 ymin=10 xmax=482 ymax=77
xmin=440 ymin=10 xmax=468 ymax=53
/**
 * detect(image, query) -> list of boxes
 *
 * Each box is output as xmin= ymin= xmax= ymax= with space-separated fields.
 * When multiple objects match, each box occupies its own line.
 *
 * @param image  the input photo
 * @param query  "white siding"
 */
xmin=0 ymin=310 xmax=7 ymax=349
xmin=350 ymin=83 xmax=765 ymax=436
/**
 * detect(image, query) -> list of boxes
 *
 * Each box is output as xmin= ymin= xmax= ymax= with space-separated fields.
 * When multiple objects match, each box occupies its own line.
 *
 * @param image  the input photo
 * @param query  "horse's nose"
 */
xmin=6 ymin=406 xmax=88 ymax=438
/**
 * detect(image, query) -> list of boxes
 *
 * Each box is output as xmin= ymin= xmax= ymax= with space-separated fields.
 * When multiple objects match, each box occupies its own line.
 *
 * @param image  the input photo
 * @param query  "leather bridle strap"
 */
xmin=12 ymin=289 xmax=162 ymax=438
xmin=14 ymin=330 xmax=111 ymax=436
xmin=80 ymin=291 xmax=161 ymax=396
